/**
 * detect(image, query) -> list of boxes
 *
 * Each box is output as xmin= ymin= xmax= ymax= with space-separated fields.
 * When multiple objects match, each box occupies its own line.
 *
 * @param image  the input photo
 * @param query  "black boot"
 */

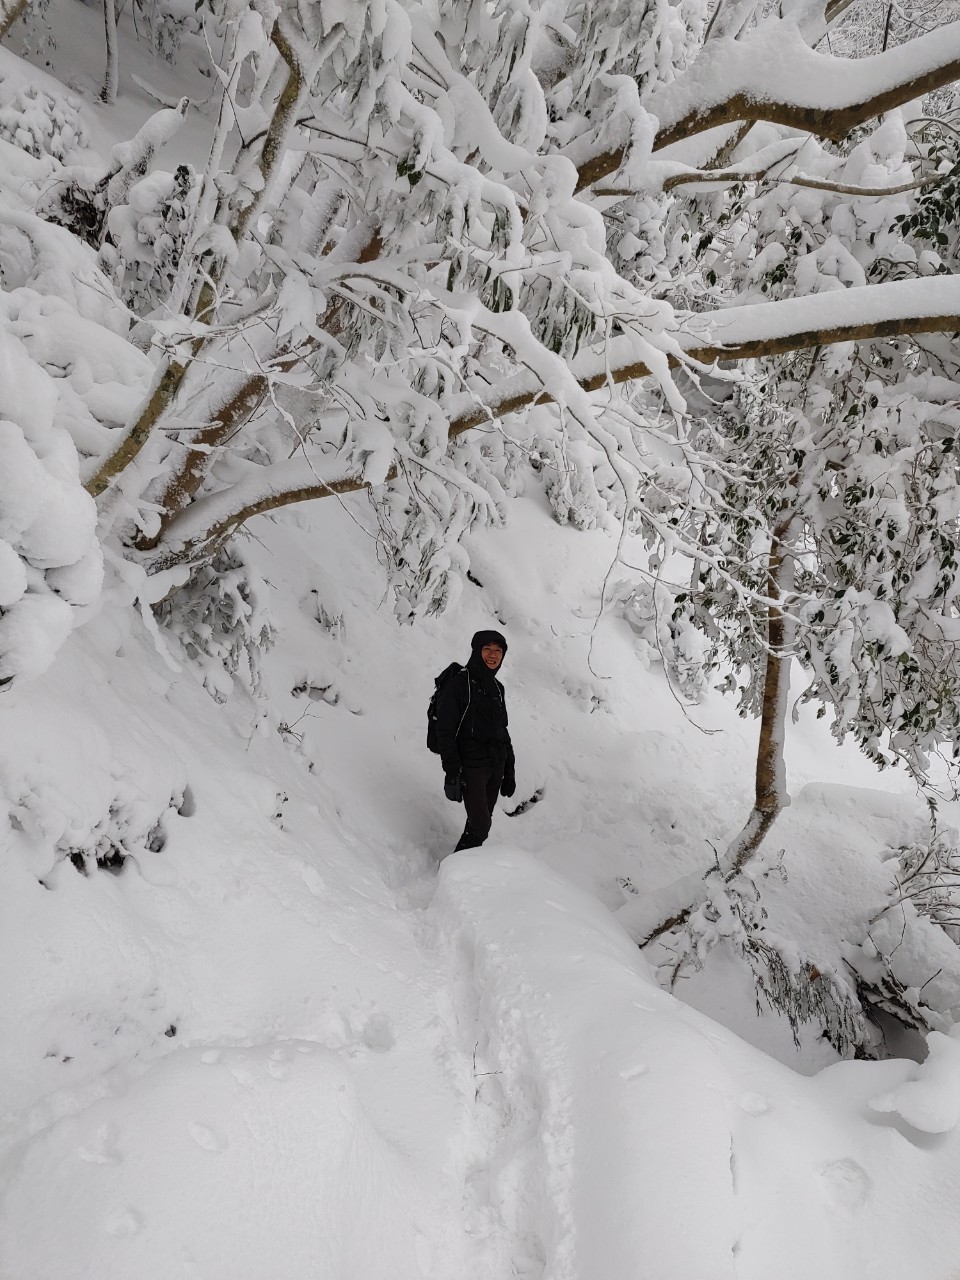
xmin=454 ymin=827 xmax=484 ymax=852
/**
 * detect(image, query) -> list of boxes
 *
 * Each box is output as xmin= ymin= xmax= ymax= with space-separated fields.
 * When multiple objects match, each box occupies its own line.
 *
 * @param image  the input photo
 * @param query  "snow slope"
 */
xmin=3 ymin=484 xmax=960 ymax=1279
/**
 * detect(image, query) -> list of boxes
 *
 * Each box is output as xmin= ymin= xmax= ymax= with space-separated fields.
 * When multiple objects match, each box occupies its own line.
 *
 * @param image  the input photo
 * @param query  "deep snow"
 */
xmin=3 ymin=481 xmax=960 ymax=1279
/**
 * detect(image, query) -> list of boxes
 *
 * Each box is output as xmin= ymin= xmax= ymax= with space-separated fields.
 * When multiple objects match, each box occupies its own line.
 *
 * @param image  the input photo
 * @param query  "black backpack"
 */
xmin=426 ymin=663 xmax=468 ymax=753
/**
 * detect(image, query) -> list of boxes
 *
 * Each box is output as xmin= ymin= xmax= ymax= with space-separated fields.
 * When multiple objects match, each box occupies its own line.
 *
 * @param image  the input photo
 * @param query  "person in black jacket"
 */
xmin=435 ymin=629 xmax=516 ymax=851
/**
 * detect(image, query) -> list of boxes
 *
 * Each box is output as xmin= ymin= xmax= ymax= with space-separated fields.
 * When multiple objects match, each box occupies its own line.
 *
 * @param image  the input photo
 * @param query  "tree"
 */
xmin=4 ymin=0 xmax=960 ymax=727
xmin=74 ymin=0 xmax=960 ymax=556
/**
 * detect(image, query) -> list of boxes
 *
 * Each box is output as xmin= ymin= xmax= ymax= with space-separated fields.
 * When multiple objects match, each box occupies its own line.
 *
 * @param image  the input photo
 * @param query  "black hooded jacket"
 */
xmin=434 ymin=631 xmax=515 ymax=780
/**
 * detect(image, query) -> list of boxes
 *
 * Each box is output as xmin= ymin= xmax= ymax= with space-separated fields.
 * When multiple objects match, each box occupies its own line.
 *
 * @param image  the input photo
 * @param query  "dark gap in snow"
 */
xmin=146 ymin=822 xmax=166 ymax=853
xmin=96 ymin=847 xmax=125 ymax=874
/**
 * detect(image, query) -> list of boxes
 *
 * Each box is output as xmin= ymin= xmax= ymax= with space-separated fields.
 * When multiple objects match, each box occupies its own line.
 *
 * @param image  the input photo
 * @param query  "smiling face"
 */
xmin=480 ymin=643 xmax=504 ymax=670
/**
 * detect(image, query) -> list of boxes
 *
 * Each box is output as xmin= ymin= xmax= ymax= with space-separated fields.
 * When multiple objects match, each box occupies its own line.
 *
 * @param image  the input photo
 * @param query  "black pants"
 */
xmin=454 ymin=764 xmax=504 ymax=851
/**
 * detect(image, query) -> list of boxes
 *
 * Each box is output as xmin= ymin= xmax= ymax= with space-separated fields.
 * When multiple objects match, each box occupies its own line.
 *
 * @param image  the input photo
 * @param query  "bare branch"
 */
xmin=659 ymin=169 xmax=937 ymax=196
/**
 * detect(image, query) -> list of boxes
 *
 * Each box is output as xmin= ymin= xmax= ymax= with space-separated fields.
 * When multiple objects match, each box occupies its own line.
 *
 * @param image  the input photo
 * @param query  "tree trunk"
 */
xmin=101 ymin=0 xmax=119 ymax=104
xmin=722 ymin=511 xmax=797 ymax=875
xmin=639 ymin=512 xmax=797 ymax=948
xmin=0 ymin=0 xmax=29 ymax=40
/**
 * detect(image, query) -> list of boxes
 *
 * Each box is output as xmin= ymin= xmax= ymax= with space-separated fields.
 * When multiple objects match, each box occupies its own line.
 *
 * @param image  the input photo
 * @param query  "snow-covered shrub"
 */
xmin=663 ymin=853 xmax=869 ymax=1055
xmin=0 ymin=83 xmax=85 ymax=161
xmin=52 ymin=788 xmax=191 ymax=878
xmin=846 ymin=828 xmax=960 ymax=1037
xmin=15 ymin=0 xmax=55 ymax=65
xmin=0 ymin=180 xmax=153 ymax=686
xmin=370 ymin=434 xmax=509 ymax=623
xmin=0 ymin=330 xmax=103 ymax=688
xmin=101 ymin=164 xmax=198 ymax=315
xmin=39 ymin=103 xmax=188 ymax=253
xmin=378 ymin=518 xmax=470 ymax=624
xmin=885 ymin=829 xmax=960 ymax=944
xmin=35 ymin=170 xmax=107 ymax=249
xmin=158 ymin=547 xmax=276 ymax=702
xmin=538 ymin=435 xmax=614 ymax=531
xmin=132 ymin=0 xmax=197 ymax=62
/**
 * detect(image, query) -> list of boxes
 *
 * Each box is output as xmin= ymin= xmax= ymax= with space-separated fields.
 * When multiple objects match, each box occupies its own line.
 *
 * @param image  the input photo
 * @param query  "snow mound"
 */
xmin=869 ymin=1028 xmax=960 ymax=1134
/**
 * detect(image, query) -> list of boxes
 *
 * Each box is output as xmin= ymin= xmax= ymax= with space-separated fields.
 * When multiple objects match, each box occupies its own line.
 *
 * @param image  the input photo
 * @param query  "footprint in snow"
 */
xmin=187 ymin=1122 xmax=226 ymax=1153
xmin=737 ymin=1092 xmax=770 ymax=1116
xmin=819 ymin=1157 xmax=871 ymax=1209
xmin=361 ymin=1013 xmax=395 ymax=1052
xmin=104 ymin=1209 xmax=143 ymax=1237
xmin=300 ymin=865 xmax=325 ymax=896
xmin=79 ymin=1122 xmax=121 ymax=1165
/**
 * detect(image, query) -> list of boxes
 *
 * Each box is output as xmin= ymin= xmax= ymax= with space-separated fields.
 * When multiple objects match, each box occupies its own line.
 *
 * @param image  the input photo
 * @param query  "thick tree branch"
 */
xmin=575 ymin=20 xmax=960 ymax=192
xmin=153 ymin=276 xmax=960 ymax=565
xmin=659 ymin=170 xmax=935 ymax=196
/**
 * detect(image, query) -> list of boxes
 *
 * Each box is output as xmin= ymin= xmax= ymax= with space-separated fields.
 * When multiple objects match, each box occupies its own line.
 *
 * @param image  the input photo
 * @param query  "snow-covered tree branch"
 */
xmin=149 ymin=275 xmax=960 ymax=564
xmin=575 ymin=19 xmax=960 ymax=189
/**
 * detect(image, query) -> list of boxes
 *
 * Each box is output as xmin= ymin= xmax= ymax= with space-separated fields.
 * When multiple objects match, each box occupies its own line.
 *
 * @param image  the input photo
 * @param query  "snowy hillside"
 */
xmin=3 ymin=485 xmax=960 ymax=1279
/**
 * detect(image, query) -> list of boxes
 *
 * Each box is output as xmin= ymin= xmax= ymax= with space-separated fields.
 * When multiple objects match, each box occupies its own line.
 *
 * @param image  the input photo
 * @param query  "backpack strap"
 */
xmin=456 ymin=666 xmax=471 ymax=738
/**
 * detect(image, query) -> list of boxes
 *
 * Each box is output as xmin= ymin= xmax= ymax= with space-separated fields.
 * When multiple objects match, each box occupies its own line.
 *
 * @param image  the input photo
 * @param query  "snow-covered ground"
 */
xmin=3 ymin=479 xmax=960 ymax=1279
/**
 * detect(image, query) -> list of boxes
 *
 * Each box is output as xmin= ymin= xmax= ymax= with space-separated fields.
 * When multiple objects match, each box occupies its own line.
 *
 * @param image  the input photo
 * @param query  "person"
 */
xmin=434 ymin=629 xmax=516 ymax=851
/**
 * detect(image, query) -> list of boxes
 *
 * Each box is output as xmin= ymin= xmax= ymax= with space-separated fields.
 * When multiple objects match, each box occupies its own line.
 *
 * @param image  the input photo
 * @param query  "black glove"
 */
xmin=444 ymin=772 xmax=463 ymax=803
xmin=500 ymin=774 xmax=516 ymax=799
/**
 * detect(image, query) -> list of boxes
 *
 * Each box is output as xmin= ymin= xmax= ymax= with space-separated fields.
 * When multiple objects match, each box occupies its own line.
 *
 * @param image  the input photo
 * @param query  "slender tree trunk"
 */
xmin=639 ymin=511 xmax=797 ymax=948
xmin=101 ymin=0 xmax=119 ymax=104
xmin=722 ymin=510 xmax=797 ymax=875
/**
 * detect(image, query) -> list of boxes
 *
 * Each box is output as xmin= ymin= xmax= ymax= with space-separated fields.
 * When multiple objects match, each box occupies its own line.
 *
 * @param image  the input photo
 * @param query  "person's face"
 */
xmin=481 ymin=643 xmax=503 ymax=670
